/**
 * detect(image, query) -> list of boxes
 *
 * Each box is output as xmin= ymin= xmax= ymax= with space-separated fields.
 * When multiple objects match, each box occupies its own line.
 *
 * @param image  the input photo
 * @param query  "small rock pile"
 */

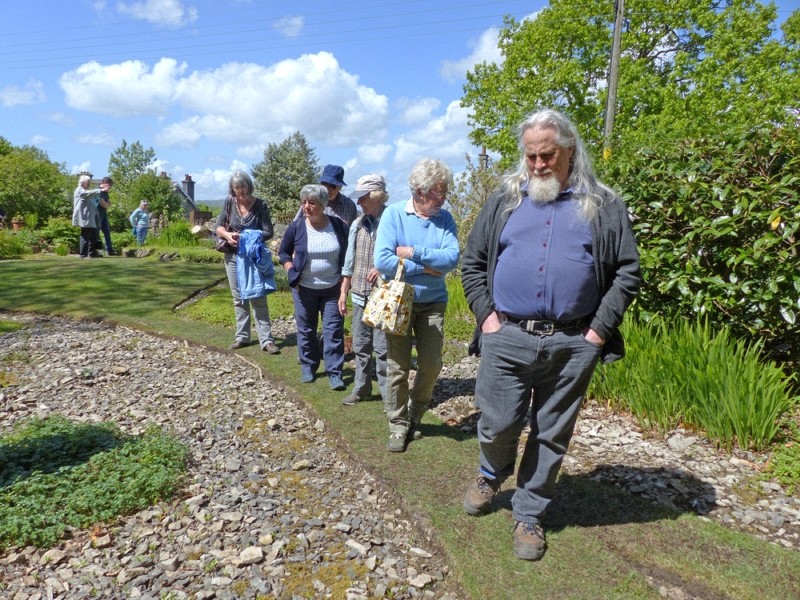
xmin=0 ymin=314 xmax=459 ymax=600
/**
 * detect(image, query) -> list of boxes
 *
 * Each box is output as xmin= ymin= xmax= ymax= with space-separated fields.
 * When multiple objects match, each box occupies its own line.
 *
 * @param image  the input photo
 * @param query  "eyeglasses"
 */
xmin=422 ymin=188 xmax=447 ymax=200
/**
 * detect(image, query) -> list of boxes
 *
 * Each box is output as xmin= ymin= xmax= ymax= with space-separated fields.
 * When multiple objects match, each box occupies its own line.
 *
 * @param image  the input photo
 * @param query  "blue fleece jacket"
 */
xmin=374 ymin=199 xmax=460 ymax=303
xmin=237 ymin=230 xmax=276 ymax=300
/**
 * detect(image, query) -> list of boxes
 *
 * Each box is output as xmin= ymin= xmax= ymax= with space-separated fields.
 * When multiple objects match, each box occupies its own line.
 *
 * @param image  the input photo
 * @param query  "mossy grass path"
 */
xmin=2 ymin=257 xmax=800 ymax=599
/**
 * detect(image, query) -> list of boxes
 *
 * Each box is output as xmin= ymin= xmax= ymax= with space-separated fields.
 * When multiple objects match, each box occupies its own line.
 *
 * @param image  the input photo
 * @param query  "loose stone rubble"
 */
xmin=1 ymin=311 xmax=798 ymax=600
xmin=0 ymin=314 xmax=459 ymax=600
xmin=433 ymin=359 xmax=800 ymax=551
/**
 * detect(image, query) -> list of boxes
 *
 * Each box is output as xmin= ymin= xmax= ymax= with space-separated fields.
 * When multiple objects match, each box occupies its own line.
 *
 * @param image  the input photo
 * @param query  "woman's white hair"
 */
xmin=78 ymin=175 xmax=92 ymax=185
xmin=503 ymin=109 xmax=614 ymax=220
xmin=408 ymin=158 xmax=452 ymax=198
xmin=300 ymin=184 xmax=329 ymax=208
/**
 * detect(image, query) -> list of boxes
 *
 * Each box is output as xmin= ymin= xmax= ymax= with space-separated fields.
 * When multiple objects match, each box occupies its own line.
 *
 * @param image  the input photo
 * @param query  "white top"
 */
xmin=299 ymin=220 xmax=341 ymax=289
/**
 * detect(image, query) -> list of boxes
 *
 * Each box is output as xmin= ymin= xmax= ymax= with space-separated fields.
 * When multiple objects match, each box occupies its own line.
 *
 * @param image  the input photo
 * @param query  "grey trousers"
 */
xmin=474 ymin=323 xmax=602 ymax=523
xmin=385 ymin=301 xmax=446 ymax=435
xmin=223 ymin=252 xmax=274 ymax=348
xmin=350 ymin=303 xmax=388 ymax=402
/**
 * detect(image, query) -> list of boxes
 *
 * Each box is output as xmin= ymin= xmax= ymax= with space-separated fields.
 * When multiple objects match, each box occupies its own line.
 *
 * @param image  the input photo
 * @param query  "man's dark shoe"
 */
xmin=513 ymin=520 xmax=547 ymax=561
xmin=463 ymin=475 xmax=501 ymax=516
xmin=263 ymin=343 xmax=280 ymax=354
xmin=229 ymin=340 xmax=247 ymax=350
xmin=387 ymin=431 xmax=407 ymax=452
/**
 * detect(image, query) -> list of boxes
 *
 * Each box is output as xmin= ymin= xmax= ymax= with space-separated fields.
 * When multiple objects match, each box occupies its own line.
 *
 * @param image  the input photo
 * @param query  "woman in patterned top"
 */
xmin=279 ymin=184 xmax=349 ymax=390
xmin=215 ymin=171 xmax=280 ymax=354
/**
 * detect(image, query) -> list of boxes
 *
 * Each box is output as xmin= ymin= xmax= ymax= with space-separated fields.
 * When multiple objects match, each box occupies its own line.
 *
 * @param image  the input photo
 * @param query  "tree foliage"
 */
xmin=107 ymin=140 xmax=156 ymax=197
xmin=462 ymin=0 xmax=800 ymax=165
xmin=0 ymin=138 xmax=71 ymax=222
xmin=448 ymin=154 xmax=502 ymax=254
xmin=127 ymin=172 xmax=183 ymax=221
xmin=251 ymin=132 xmax=321 ymax=223
xmin=606 ymin=124 xmax=800 ymax=350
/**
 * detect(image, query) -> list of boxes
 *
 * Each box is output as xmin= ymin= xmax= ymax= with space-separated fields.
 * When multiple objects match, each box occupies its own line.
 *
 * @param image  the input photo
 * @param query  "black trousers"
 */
xmin=79 ymin=227 xmax=97 ymax=257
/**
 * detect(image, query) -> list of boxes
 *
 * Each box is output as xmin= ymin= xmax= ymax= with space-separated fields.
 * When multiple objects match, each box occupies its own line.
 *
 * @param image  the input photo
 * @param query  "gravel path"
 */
xmin=0 ymin=314 xmax=460 ymax=600
xmin=1 ymin=312 xmax=798 ymax=600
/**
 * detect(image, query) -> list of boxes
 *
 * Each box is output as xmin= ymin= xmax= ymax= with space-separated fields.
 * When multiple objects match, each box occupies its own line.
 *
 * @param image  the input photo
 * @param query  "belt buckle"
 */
xmin=534 ymin=321 xmax=555 ymax=336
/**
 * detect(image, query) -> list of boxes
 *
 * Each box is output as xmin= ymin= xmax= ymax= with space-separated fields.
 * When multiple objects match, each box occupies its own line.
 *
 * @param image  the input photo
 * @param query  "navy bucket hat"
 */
xmin=319 ymin=164 xmax=346 ymax=187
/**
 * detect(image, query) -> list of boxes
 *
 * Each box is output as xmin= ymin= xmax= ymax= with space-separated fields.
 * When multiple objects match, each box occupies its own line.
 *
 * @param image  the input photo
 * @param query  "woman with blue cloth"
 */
xmin=215 ymin=171 xmax=280 ymax=354
xmin=279 ymin=184 xmax=349 ymax=390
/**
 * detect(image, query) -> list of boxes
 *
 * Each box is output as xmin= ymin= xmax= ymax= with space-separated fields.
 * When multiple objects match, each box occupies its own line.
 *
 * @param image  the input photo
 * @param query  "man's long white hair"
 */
xmin=502 ymin=109 xmax=613 ymax=220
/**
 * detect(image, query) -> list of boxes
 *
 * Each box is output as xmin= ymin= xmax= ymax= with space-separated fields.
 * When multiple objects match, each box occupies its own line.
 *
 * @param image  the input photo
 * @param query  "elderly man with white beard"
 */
xmin=460 ymin=109 xmax=641 ymax=561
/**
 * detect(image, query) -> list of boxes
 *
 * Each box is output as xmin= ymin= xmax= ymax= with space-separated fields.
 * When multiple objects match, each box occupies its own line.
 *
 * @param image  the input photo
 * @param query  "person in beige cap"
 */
xmin=337 ymin=174 xmax=390 ymax=406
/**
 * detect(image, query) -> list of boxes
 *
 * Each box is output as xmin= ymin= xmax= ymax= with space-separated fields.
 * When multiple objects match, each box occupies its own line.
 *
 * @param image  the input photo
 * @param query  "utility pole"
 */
xmin=478 ymin=146 xmax=488 ymax=171
xmin=603 ymin=0 xmax=624 ymax=159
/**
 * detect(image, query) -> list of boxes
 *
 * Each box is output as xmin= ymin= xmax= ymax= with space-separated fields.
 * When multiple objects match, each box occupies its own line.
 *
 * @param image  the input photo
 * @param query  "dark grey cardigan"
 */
xmin=461 ymin=184 xmax=641 ymax=363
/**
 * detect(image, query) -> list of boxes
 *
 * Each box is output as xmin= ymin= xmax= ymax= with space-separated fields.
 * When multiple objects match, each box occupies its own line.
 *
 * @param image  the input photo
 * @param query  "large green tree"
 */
xmin=0 ymin=138 xmax=71 ymax=222
xmin=462 ymin=0 xmax=800 ymax=164
xmin=251 ymin=132 xmax=321 ymax=223
xmin=107 ymin=140 xmax=156 ymax=197
xmin=127 ymin=172 xmax=183 ymax=221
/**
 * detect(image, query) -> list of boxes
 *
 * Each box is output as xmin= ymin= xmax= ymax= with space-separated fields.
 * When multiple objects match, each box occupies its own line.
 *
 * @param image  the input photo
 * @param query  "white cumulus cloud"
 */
xmin=73 ymin=133 xmax=116 ymax=146
xmin=274 ymin=16 xmax=304 ymax=38
xmin=393 ymin=101 xmax=474 ymax=173
xmin=70 ymin=161 xmax=93 ymax=175
xmin=60 ymin=58 xmax=186 ymax=117
xmin=191 ymin=160 xmax=249 ymax=200
xmin=30 ymin=135 xmax=51 ymax=145
xmin=39 ymin=111 xmax=75 ymax=127
xmin=358 ymin=144 xmax=393 ymax=164
xmin=160 ymin=52 xmax=389 ymax=148
xmin=0 ymin=79 xmax=46 ymax=108
xmin=396 ymin=97 xmax=441 ymax=125
xmin=116 ymin=0 xmax=197 ymax=28
xmin=440 ymin=27 xmax=504 ymax=83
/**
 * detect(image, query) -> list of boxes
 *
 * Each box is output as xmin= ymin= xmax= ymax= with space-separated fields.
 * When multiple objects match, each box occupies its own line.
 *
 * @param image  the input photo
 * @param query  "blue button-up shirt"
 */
xmin=492 ymin=187 xmax=599 ymax=321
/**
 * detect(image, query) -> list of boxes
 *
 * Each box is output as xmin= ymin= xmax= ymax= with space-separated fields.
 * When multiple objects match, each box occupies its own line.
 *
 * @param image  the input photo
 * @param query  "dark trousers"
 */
xmin=292 ymin=283 xmax=344 ymax=378
xmin=99 ymin=214 xmax=112 ymax=252
xmin=79 ymin=227 xmax=97 ymax=257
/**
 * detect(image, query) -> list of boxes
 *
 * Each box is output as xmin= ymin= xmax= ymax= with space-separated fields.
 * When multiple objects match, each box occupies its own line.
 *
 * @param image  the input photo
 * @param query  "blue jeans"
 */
xmin=474 ymin=323 xmax=602 ymax=523
xmin=292 ymin=283 xmax=344 ymax=378
xmin=135 ymin=226 xmax=148 ymax=246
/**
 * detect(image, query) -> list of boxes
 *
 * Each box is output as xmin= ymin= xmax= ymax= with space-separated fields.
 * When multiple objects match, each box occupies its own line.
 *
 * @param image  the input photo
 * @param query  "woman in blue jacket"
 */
xmin=279 ymin=184 xmax=349 ymax=390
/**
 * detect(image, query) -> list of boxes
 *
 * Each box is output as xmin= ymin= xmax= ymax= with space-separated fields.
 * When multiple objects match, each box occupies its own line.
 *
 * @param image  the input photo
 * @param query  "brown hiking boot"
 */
xmin=513 ymin=520 xmax=547 ymax=561
xmin=463 ymin=475 xmax=501 ymax=516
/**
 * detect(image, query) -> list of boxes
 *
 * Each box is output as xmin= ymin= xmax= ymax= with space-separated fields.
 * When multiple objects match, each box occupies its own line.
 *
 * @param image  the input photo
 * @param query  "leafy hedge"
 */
xmin=603 ymin=125 xmax=800 ymax=350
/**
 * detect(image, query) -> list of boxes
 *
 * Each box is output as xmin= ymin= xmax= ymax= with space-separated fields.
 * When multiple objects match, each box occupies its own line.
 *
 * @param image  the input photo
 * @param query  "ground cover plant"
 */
xmin=589 ymin=318 xmax=798 ymax=451
xmin=2 ymin=257 xmax=800 ymax=599
xmin=0 ymin=230 xmax=28 ymax=259
xmin=0 ymin=416 xmax=189 ymax=550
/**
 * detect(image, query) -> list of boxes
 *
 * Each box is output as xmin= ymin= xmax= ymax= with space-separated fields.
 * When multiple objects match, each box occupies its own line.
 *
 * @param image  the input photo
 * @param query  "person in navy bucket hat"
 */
xmin=294 ymin=164 xmax=358 ymax=226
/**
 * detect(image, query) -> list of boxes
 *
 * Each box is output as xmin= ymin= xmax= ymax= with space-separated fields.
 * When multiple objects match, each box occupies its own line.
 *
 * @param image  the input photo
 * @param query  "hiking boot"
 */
xmin=341 ymin=393 xmax=364 ymax=406
xmin=463 ymin=475 xmax=501 ymax=516
xmin=387 ymin=431 xmax=407 ymax=452
xmin=229 ymin=340 xmax=247 ymax=350
xmin=263 ymin=342 xmax=280 ymax=354
xmin=409 ymin=420 xmax=423 ymax=441
xmin=513 ymin=520 xmax=547 ymax=561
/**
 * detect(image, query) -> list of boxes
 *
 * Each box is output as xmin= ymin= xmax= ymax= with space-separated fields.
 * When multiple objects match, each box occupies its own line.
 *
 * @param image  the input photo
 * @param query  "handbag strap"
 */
xmin=224 ymin=196 xmax=235 ymax=230
xmin=393 ymin=257 xmax=405 ymax=281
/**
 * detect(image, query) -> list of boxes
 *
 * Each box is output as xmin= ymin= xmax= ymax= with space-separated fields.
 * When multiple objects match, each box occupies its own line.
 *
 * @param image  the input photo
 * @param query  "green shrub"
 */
xmin=445 ymin=275 xmax=470 ymax=319
xmin=151 ymin=221 xmax=199 ymax=248
xmin=41 ymin=216 xmax=79 ymax=251
xmin=10 ymin=228 xmax=43 ymax=252
xmin=603 ymin=125 xmax=800 ymax=352
xmin=0 ymin=416 xmax=189 ymax=550
xmin=589 ymin=318 xmax=799 ymax=451
xmin=765 ymin=425 xmax=800 ymax=495
xmin=0 ymin=231 xmax=28 ymax=259
xmin=173 ymin=247 xmax=223 ymax=264
xmin=111 ymin=231 xmax=136 ymax=250
xmin=23 ymin=213 xmax=38 ymax=230
xmin=55 ymin=244 xmax=70 ymax=256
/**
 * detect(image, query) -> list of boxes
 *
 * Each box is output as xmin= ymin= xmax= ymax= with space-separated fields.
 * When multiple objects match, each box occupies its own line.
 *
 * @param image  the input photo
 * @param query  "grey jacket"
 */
xmin=461 ymin=185 xmax=641 ymax=363
xmin=72 ymin=185 xmax=102 ymax=228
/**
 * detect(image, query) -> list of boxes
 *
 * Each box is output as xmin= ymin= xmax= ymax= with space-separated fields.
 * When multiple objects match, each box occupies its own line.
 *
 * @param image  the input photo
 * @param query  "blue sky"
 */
xmin=1 ymin=0 xmax=797 ymax=203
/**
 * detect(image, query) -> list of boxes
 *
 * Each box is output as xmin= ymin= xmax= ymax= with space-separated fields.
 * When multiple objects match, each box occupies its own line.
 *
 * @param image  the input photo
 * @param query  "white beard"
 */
xmin=528 ymin=173 xmax=561 ymax=203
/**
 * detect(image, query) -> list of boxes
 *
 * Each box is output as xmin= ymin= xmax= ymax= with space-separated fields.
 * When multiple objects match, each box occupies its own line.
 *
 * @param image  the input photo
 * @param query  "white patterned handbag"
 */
xmin=362 ymin=258 xmax=415 ymax=336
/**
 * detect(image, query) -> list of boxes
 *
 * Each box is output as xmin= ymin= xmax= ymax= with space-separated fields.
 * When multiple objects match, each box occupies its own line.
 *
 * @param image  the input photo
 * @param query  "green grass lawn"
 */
xmin=2 ymin=255 xmax=799 ymax=599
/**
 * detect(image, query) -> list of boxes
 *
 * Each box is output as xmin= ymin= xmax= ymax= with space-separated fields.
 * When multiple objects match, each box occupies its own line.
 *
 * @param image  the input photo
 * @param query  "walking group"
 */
xmin=102 ymin=108 xmax=642 ymax=562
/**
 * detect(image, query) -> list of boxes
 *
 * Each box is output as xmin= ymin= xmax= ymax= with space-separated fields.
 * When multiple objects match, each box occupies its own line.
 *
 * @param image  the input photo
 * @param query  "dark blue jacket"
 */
xmin=278 ymin=216 xmax=349 ymax=288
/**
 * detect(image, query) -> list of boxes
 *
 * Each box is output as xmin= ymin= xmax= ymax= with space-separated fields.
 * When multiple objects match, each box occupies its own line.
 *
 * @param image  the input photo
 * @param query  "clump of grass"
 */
xmin=765 ymin=421 xmax=800 ymax=495
xmin=0 ymin=230 xmax=29 ymax=259
xmin=589 ymin=318 xmax=799 ymax=451
xmin=0 ymin=416 xmax=189 ymax=550
xmin=151 ymin=221 xmax=201 ymax=248
xmin=445 ymin=275 xmax=470 ymax=319
xmin=0 ymin=319 xmax=25 ymax=334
